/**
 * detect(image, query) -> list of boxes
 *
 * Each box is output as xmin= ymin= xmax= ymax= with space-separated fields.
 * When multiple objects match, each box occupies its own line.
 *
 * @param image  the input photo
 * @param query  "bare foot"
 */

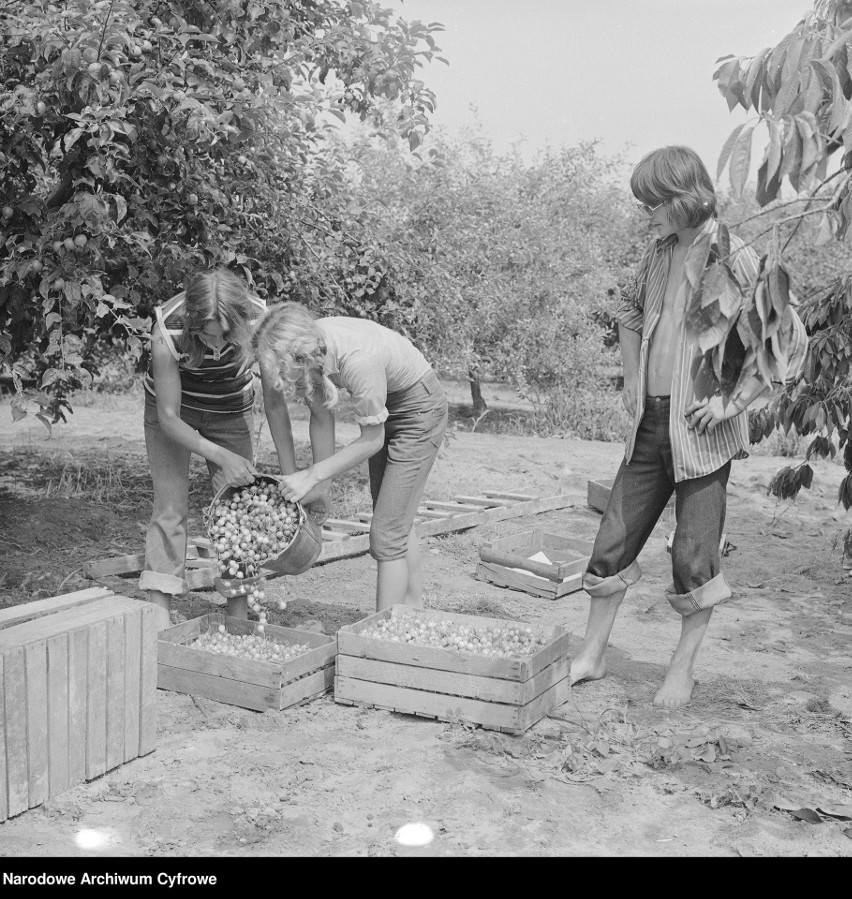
xmin=653 ymin=666 xmax=695 ymax=708
xmin=570 ymin=651 xmax=607 ymax=686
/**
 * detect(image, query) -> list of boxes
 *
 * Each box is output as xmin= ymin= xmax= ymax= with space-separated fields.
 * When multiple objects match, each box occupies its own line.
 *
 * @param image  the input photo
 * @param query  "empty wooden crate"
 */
xmin=0 ymin=587 xmax=157 ymax=822
xmin=335 ymin=605 xmax=571 ymax=734
xmin=158 ymin=614 xmax=336 ymax=712
xmin=475 ymin=529 xmax=593 ymax=599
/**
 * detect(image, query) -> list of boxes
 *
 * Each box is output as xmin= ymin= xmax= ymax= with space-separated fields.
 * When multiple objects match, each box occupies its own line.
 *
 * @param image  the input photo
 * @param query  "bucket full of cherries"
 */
xmin=205 ymin=474 xmax=322 ymax=582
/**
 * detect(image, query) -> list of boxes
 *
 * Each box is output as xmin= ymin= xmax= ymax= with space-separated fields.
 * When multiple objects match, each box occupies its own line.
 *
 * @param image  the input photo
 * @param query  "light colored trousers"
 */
xmin=140 ymin=394 xmax=253 ymax=596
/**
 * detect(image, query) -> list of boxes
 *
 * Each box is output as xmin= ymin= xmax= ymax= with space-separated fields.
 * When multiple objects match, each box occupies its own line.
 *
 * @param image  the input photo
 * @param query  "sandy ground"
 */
xmin=1 ymin=386 xmax=851 ymax=857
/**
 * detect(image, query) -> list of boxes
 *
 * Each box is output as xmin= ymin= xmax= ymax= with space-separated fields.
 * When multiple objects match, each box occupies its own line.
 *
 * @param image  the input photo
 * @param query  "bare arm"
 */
xmin=260 ymin=366 xmax=298 ymax=475
xmin=278 ymin=409 xmax=384 ymax=504
xmin=150 ymin=324 xmax=257 ymax=486
xmin=619 ymin=324 xmax=641 ymax=418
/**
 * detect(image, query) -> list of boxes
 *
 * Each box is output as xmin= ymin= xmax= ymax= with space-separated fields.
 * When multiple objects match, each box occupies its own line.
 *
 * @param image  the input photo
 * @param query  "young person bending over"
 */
xmin=141 ymin=269 xmax=265 ymax=630
xmin=252 ymin=304 xmax=448 ymax=612
xmin=570 ymin=146 xmax=808 ymax=708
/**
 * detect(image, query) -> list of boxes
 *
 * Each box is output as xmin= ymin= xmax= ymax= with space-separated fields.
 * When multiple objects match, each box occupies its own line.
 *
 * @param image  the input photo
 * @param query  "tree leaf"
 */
xmin=717 ymin=123 xmax=746 ymax=181
xmin=729 ymin=124 xmax=754 ymax=198
xmin=766 ymin=118 xmax=784 ymax=182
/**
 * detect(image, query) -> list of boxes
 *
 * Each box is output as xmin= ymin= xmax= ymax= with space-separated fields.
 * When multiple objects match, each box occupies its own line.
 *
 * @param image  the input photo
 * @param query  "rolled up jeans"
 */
xmin=140 ymin=393 xmax=253 ymax=596
xmin=584 ymin=395 xmax=732 ymax=615
xmin=368 ymin=369 xmax=448 ymax=561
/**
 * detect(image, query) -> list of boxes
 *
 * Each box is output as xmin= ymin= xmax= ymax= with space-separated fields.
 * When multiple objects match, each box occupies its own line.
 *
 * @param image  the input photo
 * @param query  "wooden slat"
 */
xmin=324 ymin=519 xmax=372 ymax=533
xmin=84 ymin=553 xmax=146 ymax=578
xmin=337 ymin=655 xmax=570 ymax=705
xmin=320 ymin=529 xmax=353 ymax=541
xmin=47 ymin=633 xmax=70 ymax=798
xmin=337 ymin=606 xmax=568 ymax=682
xmin=186 ymin=568 xmax=215 ymax=590
xmin=0 ymin=587 xmax=113 ymax=631
xmin=4 ymin=648 xmax=29 ymax=817
xmin=414 ymin=508 xmax=456 ymax=519
xmin=138 ymin=604 xmax=157 ymax=756
xmin=450 ymin=495 xmax=504 ymax=508
xmin=67 ymin=627 xmax=88 ymax=786
xmin=105 ymin=615 xmax=126 ymax=771
xmin=85 ymin=620 xmax=107 ymax=781
xmin=517 ymin=676 xmax=571 ymax=731
xmin=185 ymin=558 xmax=218 ymax=570
xmin=0 ymin=597 xmax=147 ymax=653
xmin=157 ymin=615 xmax=210 ymax=645
xmin=334 ymin=676 xmax=522 ymax=730
xmin=0 ymin=654 xmax=6 ymax=822
xmin=422 ymin=501 xmax=484 ymax=513
xmin=123 ymin=608 xmax=142 ymax=765
xmin=476 ymin=562 xmax=584 ymax=600
xmin=157 ymin=665 xmax=279 ymax=712
xmin=158 ymin=640 xmax=283 ymax=689
xmin=25 ymin=641 xmax=49 ymax=808
xmin=278 ymin=665 xmax=335 ymax=709
xmin=483 ymin=491 xmax=536 ymax=501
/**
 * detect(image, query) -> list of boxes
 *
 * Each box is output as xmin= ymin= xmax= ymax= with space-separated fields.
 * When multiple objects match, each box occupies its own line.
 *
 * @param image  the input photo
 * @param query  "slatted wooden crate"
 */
xmin=158 ymin=614 xmax=336 ymax=712
xmin=83 ymin=490 xmax=574 ymax=593
xmin=334 ymin=606 xmax=571 ymax=734
xmin=475 ymin=529 xmax=593 ymax=599
xmin=0 ymin=587 xmax=157 ymax=822
xmin=588 ymin=478 xmax=676 ymax=518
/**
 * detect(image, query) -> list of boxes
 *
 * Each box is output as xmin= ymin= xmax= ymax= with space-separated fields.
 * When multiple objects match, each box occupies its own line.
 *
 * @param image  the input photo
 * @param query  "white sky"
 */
xmin=396 ymin=0 xmax=810 ymax=181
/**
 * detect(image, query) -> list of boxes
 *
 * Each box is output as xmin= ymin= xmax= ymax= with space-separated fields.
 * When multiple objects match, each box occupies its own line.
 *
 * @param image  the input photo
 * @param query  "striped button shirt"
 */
xmin=615 ymin=219 xmax=808 ymax=483
xmin=143 ymin=291 xmax=266 ymax=414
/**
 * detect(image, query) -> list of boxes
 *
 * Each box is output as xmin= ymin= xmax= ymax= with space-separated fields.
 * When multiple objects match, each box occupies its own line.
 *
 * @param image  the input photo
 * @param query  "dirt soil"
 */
xmin=1 ymin=385 xmax=851 ymax=857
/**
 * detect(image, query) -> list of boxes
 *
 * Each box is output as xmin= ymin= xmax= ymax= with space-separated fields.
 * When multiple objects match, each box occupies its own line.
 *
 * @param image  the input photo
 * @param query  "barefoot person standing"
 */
xmin=140 ymin=269 xmax=266 ymax=630
xmin=570 ymin=146 xmax=807 ymax=707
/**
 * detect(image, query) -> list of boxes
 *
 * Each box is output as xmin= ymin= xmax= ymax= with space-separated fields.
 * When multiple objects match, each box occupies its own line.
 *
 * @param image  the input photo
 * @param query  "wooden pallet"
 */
xmin=157 ymin=614 xmax=336 ymax=711
xmin=0 ymin=587 xmax=157 ymax=822
xmin=83 ymin=491 xmax=573 ymax=592
xmin=475 ymin=529 xmax=593 ymax=600
xmin=334 ymin=605 xmax=571 ymax=734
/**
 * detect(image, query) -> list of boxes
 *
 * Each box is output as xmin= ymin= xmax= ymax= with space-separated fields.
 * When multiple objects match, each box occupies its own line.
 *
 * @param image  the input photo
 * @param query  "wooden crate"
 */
xmin=334 ymin=606 xmax=571 ymax=734
xmin=0 ymin=587 xmax=157 ymax=822
xmin=158 ymin=614 xmax=336 ymax=712
xmin=475 ymin=529 xmax=593 ymax=599
xmin=588 ymin=478 xmax=675 ymax=519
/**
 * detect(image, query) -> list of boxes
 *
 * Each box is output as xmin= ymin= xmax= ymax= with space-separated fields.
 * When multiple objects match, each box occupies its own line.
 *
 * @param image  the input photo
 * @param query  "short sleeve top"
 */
xmin=316 ymin=318 xmax=432 ymax=425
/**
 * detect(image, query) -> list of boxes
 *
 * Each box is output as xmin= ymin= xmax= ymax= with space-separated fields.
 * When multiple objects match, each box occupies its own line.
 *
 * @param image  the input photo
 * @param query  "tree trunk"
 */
xmin=468 ymin=367 xmax=487 ymax=416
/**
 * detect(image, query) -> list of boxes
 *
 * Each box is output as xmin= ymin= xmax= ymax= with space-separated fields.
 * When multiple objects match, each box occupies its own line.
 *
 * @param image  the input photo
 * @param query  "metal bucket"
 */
xmin=206 ymin=475 xmax=322 ymax=578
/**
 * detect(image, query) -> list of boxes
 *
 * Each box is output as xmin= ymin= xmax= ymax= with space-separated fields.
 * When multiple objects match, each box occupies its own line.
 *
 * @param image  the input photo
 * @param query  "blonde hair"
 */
xmin=631 ymin=146 xmax=716 ymax=229
xmin=179 ymin=269 xmax=255 ymax=366
xmin=251 ymin=302 xmax=339 ymax=408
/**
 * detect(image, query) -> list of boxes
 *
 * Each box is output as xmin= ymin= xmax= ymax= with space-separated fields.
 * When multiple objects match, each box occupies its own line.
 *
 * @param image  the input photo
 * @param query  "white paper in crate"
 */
xmin=508 ymin=551 xmax=570 ymax=583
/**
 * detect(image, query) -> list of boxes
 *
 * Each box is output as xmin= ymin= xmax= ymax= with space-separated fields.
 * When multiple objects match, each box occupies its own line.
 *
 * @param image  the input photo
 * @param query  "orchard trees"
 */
xmin=341 ymin=127 xmax=638 ymax=426
xmin=711 ymin=0 xmax=852 ymax=521
xmin=0 ymin=0 xmax=442 ymax=427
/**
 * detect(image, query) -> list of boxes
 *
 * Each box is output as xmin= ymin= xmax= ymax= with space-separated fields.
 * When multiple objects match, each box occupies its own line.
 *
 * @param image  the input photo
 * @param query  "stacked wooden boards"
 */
xmin=476 ymin=529 xmax=593 ymax=599
xmin=83 ymin=491 xmax=574 ymax=592
xmin=334 ymin=606 xmax=571 ymax=734
xmin=158 ymin=614 xmax=336 ymax=712
xmin=0 ymin=587 xmax=157 ymax=821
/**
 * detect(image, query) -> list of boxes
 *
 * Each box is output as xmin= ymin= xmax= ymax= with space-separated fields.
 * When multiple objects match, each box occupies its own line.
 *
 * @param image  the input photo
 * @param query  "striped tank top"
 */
xmin=143 ymin=291 xmax=266 ymax=414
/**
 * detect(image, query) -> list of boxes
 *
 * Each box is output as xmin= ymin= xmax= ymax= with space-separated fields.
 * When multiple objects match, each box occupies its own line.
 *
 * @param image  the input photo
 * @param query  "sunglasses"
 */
xmin=636 ymin=200 xmax=666 ymax=215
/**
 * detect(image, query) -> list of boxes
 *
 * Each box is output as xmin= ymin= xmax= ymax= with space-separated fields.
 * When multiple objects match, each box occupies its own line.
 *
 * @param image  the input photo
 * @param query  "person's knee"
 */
xmin=369 ymin=521 xmax=409 ymax=562
xmin=671 ymin=534 xmax=716 ymax=593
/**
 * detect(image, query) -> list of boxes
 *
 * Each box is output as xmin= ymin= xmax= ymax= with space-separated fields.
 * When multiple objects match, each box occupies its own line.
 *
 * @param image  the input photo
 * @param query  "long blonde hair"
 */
xmin=252 ymin=302 xmax=339 ymax=408
xmin=179 ymin=269 xmax=255 ymax=366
